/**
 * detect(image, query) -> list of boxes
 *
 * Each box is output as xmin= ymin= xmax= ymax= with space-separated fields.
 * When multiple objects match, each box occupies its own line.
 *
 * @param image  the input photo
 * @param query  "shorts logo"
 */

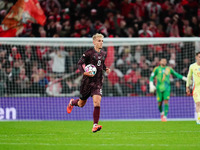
xmin=100 ymin=89 xmax=102 ymax=95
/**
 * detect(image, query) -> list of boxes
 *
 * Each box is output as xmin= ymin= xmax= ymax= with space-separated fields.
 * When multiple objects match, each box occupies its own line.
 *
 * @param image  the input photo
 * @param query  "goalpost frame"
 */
xmin=1 ymin=37 xmax=200 ymax=47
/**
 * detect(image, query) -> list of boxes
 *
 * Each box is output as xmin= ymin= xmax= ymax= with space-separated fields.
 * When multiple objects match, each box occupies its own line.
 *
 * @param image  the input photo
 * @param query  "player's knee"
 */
xmin=196 ymin=102 xmax=200 ymax=111
xmin=164 ymin=100 xmax=168 ymax=104
xmin=93 ymin=101 xmax=101 ymax=107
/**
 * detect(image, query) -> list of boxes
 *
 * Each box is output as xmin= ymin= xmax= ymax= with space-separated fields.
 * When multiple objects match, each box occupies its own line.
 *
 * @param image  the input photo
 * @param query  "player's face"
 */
xmin=93 ymin=37 xmax=103 ymax=50
xmin=160 ymin=59 xmax=167 ymax=66
xmin=196 ymin=54 xmax=200 ymax=64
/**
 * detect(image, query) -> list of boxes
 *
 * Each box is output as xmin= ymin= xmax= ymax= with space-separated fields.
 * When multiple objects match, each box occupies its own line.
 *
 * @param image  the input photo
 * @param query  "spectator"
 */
xmin=49 ymin=46 xmax=68 ymax=75
xmin=0 ymin=63 xmax=6 ymax=96
xmin=38 ymin=69 xmax=48 ymax=87
xmin=29 ymin=65 xmax=40 ymax=94
xmin=39 ymin=27 xmax=47 ymax=37
xmin=8 ymin=47 xmax=21 ymax=66
xmin=30 ymin=69 xmax=49 ymax=95
xmin=45 ymin=16 xmax=57 ymax=37
xmin=167 ymin=14 xmax=181 ymax=37
xmin=17 ymin=68 xmax=29 ymax=93
xmin=0 ymin=49 xmax=6 ymax=67
xmin=11 ymin=61 xmax=20 ymax=82
xmin=138 ymin=23 xmax=153 ymax=37
xmin=121 ymin=0 xmax=134 ymax=18
xmin=10 ymin=61 xmax=20 ymax=93
xmin=191 ymin=16 xmax=199 ymax=36
xmin=183 ymin=26 xmax=194 ymax=37
xmin=154 ymin=24 xmax=166 ymax=37
xmin=171 ymin=80 xmax=185 ymax=96
xmin=134 ymin=45 xmax=142 ymax=64
xmin=135 ymin=77 xmax=149 ymax=96
xmin=46 ymin=74 xmax=62 ymax=96
xmin=124 ymin=69 xmax=141 ymax=85
xmin=24 ymin=45 xmax=37 ymax=78
xmin=149 ymin=21 xmax=158 ymax=37
xmin=124 ymin=60 xmax=138 ymax=95
xmin=180 ymin=58 xmax=190 ymax=76
xmin=46 ymin=0 xmax=61 ymax=16
xmin=107 ymin=65 xmax=124 ymax=96
xmin=169 ymin=59 xmax=176 ymax=69
xmin=150 ymin=56 xmax=160 ymax=68
xmin=133 ymin=0 xmax=146 ymax=21
xmin=141 ymin=63 xmax=151 ymax=78
xmin=145 ymin=0 xmax=162 ymax=24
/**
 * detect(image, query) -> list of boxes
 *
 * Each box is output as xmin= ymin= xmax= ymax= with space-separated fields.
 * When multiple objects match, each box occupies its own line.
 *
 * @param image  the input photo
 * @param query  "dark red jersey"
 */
xmin=77 ymin=48 xmax=107 ymax=99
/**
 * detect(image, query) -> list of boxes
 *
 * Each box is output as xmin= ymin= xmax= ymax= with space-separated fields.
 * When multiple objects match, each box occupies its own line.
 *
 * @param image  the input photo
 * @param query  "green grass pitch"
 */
xmin=0 ymin=121 xmax=200 ymax=150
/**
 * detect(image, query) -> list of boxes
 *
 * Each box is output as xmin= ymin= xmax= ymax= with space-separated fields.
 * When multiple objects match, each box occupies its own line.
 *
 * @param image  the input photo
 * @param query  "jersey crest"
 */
xmin=164 ymin=68 xmax=170 ymax=75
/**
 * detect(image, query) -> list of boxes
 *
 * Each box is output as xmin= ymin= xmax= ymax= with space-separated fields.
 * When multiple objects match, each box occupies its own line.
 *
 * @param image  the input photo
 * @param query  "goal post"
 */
xmin=0 ymin=37 xmax=198 ymax=120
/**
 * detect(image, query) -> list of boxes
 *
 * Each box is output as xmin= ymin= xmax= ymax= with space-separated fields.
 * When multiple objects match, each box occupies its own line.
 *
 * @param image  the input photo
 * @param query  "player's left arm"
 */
xmin=170 ymin=67 xmax=187 ymax=81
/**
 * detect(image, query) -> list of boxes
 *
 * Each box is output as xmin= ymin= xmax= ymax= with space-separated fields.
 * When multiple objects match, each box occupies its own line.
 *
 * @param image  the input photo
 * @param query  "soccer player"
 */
xmin=186 ymin=52 xmax=200 ymax=124
xmin=67 ymin=33 xmax=110 ymax=132
xmin=150 ymin=58 xmax=187 ymax=122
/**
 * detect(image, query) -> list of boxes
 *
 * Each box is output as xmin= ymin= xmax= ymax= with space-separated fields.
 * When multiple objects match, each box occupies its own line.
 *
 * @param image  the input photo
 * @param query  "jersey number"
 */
xmin=97 ymin=60 xmax=101 ymax=66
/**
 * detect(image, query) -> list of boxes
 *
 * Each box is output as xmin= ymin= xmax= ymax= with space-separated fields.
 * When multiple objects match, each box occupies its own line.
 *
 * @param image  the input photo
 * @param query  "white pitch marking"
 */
xmin=0 ymin=143 xmax=200 ymax=147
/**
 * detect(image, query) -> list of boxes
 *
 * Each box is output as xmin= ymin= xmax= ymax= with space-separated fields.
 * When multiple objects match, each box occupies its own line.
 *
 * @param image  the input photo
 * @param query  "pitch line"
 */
xmin=0 ymin=143 xmax=200 ymax=147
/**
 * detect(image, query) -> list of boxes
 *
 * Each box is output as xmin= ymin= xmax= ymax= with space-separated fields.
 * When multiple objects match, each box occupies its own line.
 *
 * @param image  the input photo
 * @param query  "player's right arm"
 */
xmin=77 ymin=51 xmax=94 ymax=77
xmin=186 ymin=64 xmax=193 ymax=95
xmin=149 ymin=67 xmax=158 ymax=93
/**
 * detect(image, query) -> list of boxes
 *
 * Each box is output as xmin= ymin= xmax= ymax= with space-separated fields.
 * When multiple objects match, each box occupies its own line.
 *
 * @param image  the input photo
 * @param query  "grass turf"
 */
xmin=0 ymin=121 xmax=199 ymax=150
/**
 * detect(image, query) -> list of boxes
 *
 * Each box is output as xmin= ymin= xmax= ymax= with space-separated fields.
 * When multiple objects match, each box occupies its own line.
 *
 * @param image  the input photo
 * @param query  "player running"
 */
xmin=67 ymin=33 xmax=110 ymax=132
xmin=150 ymin=58 xmax=187 ymax=122
xmin=186 ymin=52 xmax=200 ymax=124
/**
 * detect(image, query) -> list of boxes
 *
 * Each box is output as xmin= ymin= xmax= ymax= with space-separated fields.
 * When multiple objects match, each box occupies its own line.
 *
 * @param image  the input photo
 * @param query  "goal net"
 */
xmin=0 ymin=37 xmax=198 ymax=120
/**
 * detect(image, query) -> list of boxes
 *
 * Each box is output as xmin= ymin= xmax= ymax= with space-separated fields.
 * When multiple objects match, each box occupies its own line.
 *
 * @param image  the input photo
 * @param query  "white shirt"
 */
xmin=50 ymin=51 xmax=68 ymax=73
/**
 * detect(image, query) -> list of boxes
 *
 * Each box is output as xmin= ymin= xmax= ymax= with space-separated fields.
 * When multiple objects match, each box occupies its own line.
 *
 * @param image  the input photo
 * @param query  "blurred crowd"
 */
xmin=0 ymin=40 xmax=195 ymax=97
xmin=0 ymin=0 xmax=198 ymax=97
xmin=0 ymin=44 xmax=83 ymax=96
xmin=1 ymin=0 xmax=200 ymax=37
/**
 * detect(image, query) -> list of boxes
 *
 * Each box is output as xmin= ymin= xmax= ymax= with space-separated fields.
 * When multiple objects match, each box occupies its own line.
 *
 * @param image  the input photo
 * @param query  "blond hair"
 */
xmin=92 ymin=33 xmax=104 ymax=41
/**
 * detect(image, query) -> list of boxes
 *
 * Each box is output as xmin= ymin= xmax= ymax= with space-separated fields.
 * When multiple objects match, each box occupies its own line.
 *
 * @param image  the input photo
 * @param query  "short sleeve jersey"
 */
xmin=79 ymin=48 xmax=107 ymax=87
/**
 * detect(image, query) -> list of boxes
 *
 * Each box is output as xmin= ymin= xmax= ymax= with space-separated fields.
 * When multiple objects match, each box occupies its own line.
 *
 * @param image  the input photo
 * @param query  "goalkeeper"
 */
xmin=149 ymin=58 xmax=187 ymax=122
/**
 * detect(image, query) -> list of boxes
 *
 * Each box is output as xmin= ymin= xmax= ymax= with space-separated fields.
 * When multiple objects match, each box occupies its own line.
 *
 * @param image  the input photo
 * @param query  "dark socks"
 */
xmin=72 ymin=99 xmax=79 ymax=106
xmin=158 ymin=105 xmax=162 ymax=113
xmin=93 ymin=106 xmax=100 ymax=124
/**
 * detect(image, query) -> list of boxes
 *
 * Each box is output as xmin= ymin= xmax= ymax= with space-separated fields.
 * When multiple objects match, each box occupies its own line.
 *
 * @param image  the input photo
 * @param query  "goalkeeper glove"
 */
xmin=182 ymin=76 xmax=187 ymax=82
xmin=149 ymin=81 xmax=156 ymax=93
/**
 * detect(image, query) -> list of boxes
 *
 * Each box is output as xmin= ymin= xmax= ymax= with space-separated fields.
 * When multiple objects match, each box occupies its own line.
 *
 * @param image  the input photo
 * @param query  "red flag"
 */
xmin=24 ymin=0 xmax=46 ymax=25
xmin=0 ymin=0 xmax=25 ymax=37
xmin=0 ymin=0 xmax=46 ymax=37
